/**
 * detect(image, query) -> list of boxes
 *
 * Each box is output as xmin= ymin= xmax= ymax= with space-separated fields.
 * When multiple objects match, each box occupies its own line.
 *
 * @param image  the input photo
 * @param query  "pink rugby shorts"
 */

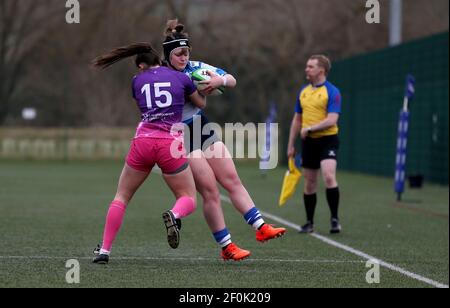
xmin=126 ymin=137 xmax=188 ymax=174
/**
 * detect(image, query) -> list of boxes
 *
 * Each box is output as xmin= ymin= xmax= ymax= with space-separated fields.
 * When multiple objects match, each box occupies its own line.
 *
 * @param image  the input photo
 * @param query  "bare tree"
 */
xmin=0 ymin=0 xmax=63 ymax=124
xmin=1 ymin=0 xmax=447 ymax=127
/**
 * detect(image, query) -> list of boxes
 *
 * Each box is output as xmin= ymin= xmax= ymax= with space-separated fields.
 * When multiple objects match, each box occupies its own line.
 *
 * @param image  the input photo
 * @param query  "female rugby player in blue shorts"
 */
xmin=162 ymin=20 xmax=286 ymax=261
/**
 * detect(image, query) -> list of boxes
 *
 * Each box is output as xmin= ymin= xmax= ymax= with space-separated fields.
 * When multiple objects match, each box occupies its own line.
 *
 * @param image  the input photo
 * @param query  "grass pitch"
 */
xmin=0 ymin=161 xmax=448 ymax=288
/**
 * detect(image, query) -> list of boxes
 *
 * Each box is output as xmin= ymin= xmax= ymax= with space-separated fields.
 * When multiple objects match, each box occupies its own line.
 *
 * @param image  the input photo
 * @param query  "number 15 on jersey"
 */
xmin=141 ymin=82 xmax=173 ymax=109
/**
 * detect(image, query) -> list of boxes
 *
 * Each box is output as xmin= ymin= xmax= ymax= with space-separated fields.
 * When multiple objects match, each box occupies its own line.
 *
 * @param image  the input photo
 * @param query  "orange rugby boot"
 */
xmin=221 ymin=243 xmax=251 ymax=261
xmin=256 ymin=224 xmax=286 ymax=242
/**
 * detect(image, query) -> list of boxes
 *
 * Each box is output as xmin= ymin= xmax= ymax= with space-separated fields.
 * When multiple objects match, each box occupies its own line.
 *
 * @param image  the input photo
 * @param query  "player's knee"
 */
xmin=220 ymin=173 xmax=242 ymax=192
xmin=323 ymin=173 xmax=337 ymax=187
xmin=198 ymin=183 xmax=220 ymax=204
xmin=185 ymin=186 xmax=197 ymax=200
xmin=305 ymin=176 xmax=317 ymax=186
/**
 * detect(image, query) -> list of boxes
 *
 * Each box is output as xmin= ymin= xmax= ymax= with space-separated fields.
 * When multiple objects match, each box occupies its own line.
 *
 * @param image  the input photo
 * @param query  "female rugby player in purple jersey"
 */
xmin=162 ymin=20 xmax=286 ymax=261
xmin=90 ymin=43 xmax=206 ymax=264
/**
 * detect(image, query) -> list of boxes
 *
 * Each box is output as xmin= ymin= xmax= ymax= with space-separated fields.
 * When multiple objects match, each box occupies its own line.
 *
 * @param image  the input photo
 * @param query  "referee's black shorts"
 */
xmin=184 ymin=113 xmax=221 ymax=154
xmin=301 ymin=134 xmax=340 ymax=170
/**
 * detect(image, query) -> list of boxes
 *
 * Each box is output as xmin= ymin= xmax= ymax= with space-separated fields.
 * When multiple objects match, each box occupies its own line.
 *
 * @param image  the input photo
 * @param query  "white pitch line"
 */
xmin=220 ymin=195 xmax=449 ymax=289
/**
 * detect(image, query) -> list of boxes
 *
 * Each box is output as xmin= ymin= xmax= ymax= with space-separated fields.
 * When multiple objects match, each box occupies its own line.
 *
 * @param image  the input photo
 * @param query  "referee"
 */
xmin=287 ymin=55 xmax=342 ymax=234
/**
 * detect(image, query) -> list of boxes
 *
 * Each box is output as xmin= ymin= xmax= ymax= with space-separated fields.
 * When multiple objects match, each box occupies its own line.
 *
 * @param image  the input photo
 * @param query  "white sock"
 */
xmin=253 ymin=219 xmax=265 ymax=230
xmin=99 ymin=249 xmax=110 ymax=256
xmin=219 ymin=234 xmax=232 ymax=248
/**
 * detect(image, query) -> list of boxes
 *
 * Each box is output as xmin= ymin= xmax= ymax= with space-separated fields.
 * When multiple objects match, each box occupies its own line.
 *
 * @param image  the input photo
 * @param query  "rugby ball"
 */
xmin=191 ymin=68 xmax=225 ymax=96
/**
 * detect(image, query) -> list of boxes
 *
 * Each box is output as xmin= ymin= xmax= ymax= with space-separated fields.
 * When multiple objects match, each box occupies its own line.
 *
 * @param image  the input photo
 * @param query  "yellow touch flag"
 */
xmin=279 ymin=157 xmax=302 ymax=207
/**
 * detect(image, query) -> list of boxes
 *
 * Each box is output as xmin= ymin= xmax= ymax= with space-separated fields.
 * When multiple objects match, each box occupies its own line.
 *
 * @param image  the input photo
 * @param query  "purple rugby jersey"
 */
xmin=131 ymin=66 xmax=196 ymax=138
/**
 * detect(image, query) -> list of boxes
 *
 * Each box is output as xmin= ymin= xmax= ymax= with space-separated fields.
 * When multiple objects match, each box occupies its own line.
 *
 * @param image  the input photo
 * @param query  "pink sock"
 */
xmin=171 ymin=196 xmax=196 ymax=219
xmin=101 ymin=200 xmax=127 ymax=252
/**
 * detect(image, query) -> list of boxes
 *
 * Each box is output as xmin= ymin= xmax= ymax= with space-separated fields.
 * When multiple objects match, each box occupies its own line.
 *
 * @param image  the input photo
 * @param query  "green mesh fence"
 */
xmin=331 ymin=32 xmax=448 ymax=185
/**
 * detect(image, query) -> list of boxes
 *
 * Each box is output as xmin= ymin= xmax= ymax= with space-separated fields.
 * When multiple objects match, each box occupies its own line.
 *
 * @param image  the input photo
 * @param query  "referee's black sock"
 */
xmin=326 ymin=187 xmax=340 ymax=220
xmin=303 ymin=193 xmax=317 ymax=224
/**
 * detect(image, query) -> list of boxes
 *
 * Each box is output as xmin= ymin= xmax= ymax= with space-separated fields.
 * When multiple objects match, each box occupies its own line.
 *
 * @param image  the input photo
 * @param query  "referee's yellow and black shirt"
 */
xmin=295 ymin=81 xmax=342 ymax=138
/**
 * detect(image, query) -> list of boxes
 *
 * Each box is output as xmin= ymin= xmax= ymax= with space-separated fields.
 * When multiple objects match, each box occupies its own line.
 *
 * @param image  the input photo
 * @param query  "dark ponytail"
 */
xmin=92 ymin=42 xmax=161 ymax=69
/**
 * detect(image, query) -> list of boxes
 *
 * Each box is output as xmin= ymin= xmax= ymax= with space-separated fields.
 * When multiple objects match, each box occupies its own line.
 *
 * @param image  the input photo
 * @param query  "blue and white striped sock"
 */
xmin=244 ymin=207 xmax=265 ymax=230
xmin=213 ymin=228 xmax=232 ymax=248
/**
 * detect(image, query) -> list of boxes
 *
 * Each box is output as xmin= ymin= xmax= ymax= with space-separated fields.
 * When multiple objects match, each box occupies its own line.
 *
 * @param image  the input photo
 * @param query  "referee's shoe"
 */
xmin=298 ymin=222 xmax=314 ymax=234
xmin=330 ymin=218 xmax=342 ymax=234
